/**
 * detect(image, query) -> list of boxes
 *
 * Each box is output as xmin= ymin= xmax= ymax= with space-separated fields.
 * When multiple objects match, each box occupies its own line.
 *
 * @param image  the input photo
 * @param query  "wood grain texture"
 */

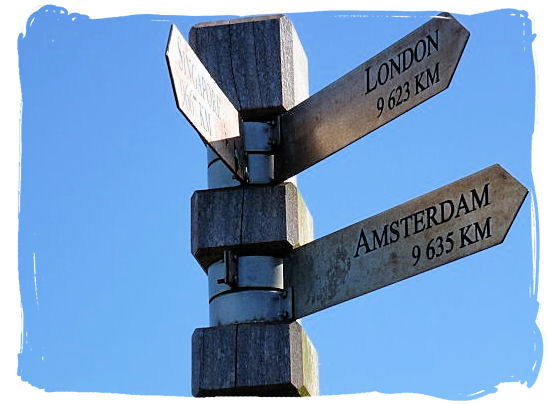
xmin=166 ymin=25 xmax=246 ymax=182
xmin=192 ymin=325 xmax=238 ymax=397
xmin=275 ymin=13 xmax=470 ymax=181
xmin=192 ymin=322 xmax=318 ymax=396
xmin=189 ymin=15 xmax=308 ymax=120
xmin=299 ymin=326 xmax=319 ymax=396
xmin=191 ymin=183 xmax=313 ymax=270
xmin=285 ymin=165 xmax=528 ymax=319
xmin=190 ymin=186 xmax=243 ymax=269
xmin=236 ymin=322 xmax=294 ymax=395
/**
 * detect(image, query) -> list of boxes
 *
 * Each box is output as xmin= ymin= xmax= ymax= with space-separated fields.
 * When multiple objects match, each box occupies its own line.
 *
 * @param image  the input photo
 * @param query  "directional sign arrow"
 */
xmin=166 ymin=25 xmax=246 ymax=182
xmin=274 ymin=13 xmax=470 ymax=182
xmin=285 ymin=165 xmax=528 ymax=319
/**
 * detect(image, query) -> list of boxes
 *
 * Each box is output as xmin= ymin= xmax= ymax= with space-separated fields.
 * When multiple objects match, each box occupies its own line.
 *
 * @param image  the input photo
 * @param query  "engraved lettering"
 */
xmin=372 ymin=225 xmax=389 ymax=249
xmin=378 ymin=63 xmax=389 ymax=86
xmin=414 ymin=39 xmax=426 ymax=62
xmin=364 ymin=29 xmax=441 ymax=95
xmin=427 ymin=29 xmax=439 ymax=56
xmin=352 ymin=183 xmax=493 ymax=259
xmin=354 ymin=229 xmax=373 ymax=257
xmin=471 ymin=183 xmax=490 ymax=210
xmin=474 ymin=217 xmax=492 ymax=241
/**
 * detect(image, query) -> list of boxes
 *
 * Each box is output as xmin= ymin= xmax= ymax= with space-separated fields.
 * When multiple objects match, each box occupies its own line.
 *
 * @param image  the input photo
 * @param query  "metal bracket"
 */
xmin=267 ymin=116 xmax=281 ymax=148
xmin=234 ymin=146 xmax=249 ymax=184
xmin=209 ymin=255 xmax=292 ymax=325
xmin=278 ymin=287 xmax=293 ymax=321
xmin=221 ymin=250 xmax=238 ymax=288
xmin=243 ymin=121 xmax=280 ymax=153
xmin=241 ymin=121 xmax=278 ymax=184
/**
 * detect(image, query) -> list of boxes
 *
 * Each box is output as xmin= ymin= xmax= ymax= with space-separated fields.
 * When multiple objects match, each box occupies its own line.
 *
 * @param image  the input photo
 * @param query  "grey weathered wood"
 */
xmin=241 ymin=183 xmax=313 ymax=246
xmin=236 ymin=322 xmax=293 ymax=394
xmin=190 ymin=185 xmax=242 ymax=268
xmin=192 ymin=325 xmax=237 ymax=397
xmin=285 ymin=164 xmax=528 ymax=319
xmin=165 ymin=25 xmax=246 ymax=182
xmin=189 ymin=15 xmax=308 ymax=120
xmin=188 ymin=14 xmax=319 ymax=398
xmin=299 ymin=325 xmax=319 ymax=396
xmin=235 ymin=322 xmax=318 ymax=396
xmin=274 ymin=12 xmax=470 ymax=181
xmin=192 ymin=321 xmax=318 ymax=396
xmin=191 ymin=182 xmax=313 ymax=270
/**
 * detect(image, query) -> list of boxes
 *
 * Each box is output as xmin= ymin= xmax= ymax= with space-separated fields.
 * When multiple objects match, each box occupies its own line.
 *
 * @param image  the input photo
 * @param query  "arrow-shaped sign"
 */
xmin=166 ymin=25 xmax=246 ymax=182
xmin=274 ymin=13 xmax=470 ymax=182
xmin=285 ymin=165 xmax=527 ymax=319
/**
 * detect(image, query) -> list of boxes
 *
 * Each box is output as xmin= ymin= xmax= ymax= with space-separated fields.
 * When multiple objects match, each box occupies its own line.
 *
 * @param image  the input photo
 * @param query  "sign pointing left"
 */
xmin=166 ymin=25 xmax=246 ymax=182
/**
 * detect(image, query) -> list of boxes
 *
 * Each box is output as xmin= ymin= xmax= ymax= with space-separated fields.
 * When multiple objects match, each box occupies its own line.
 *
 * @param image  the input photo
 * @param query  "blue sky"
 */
xmin=4 ymin=2 xmax=549 ymax=402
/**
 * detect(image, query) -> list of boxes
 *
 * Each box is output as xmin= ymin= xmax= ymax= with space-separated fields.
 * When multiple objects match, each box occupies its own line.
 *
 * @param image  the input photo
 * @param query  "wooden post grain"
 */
xmin=188 ymin=14 xmax=318 ymax=397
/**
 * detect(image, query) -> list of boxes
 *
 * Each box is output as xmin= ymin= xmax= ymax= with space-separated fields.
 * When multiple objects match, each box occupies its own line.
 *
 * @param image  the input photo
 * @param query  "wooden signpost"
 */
xmin=166 ymin=25 xmax=246 ymax=182
xmin=165 ymin=12 xmax=528 ymax=397
xmin=274 ymin=12 xmax=470 ymax=181
xmin=166 ymin=13 xmax=469 ymax=185
xmin=285 ymin=164 xmax=528 ymax=319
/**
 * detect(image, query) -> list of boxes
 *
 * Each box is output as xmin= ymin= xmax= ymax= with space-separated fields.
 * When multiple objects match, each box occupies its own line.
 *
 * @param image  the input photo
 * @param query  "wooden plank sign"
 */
xmin=166 ymin=25 xmax=246 ymax=182
xmin=285 ymin=165 xmax=528 ymax=319
xmin=275 ymin=13 xmax=470 ymax=181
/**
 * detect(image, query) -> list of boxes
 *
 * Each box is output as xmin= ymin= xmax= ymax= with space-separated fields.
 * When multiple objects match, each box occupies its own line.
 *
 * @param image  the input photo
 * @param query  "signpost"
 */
xmin=166 ymin=25 xmax=246 ymax=182
xmin=164 ymin=12 xmax=529 ymax=397
xmin=274 ymin=12 xmax=470 ymax=181
xmin=285 ymin=164 xmax=528 ymax=319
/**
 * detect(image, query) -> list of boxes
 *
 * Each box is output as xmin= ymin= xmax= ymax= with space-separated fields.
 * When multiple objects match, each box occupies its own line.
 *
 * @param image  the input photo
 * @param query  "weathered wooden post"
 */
xmin=184 ymin=15 xmax=318 ymax=397
xmin=167 ymin=11 xmax=528 ymax=397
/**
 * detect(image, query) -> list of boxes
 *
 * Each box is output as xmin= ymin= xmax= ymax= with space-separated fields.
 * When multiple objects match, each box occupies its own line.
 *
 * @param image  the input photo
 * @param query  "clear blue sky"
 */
xmin=15 ymin=5 xmax=540 ymax=399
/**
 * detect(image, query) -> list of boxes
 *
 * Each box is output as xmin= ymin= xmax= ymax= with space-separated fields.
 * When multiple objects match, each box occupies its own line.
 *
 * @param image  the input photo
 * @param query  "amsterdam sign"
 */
xmin=285 ymin=165 xmax=528 ymax=319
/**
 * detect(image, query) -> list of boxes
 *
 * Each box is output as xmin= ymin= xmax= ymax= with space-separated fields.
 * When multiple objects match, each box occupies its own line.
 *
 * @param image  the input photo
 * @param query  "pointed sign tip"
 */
xmin=165 ymin=23 xmax=246 ymax=182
